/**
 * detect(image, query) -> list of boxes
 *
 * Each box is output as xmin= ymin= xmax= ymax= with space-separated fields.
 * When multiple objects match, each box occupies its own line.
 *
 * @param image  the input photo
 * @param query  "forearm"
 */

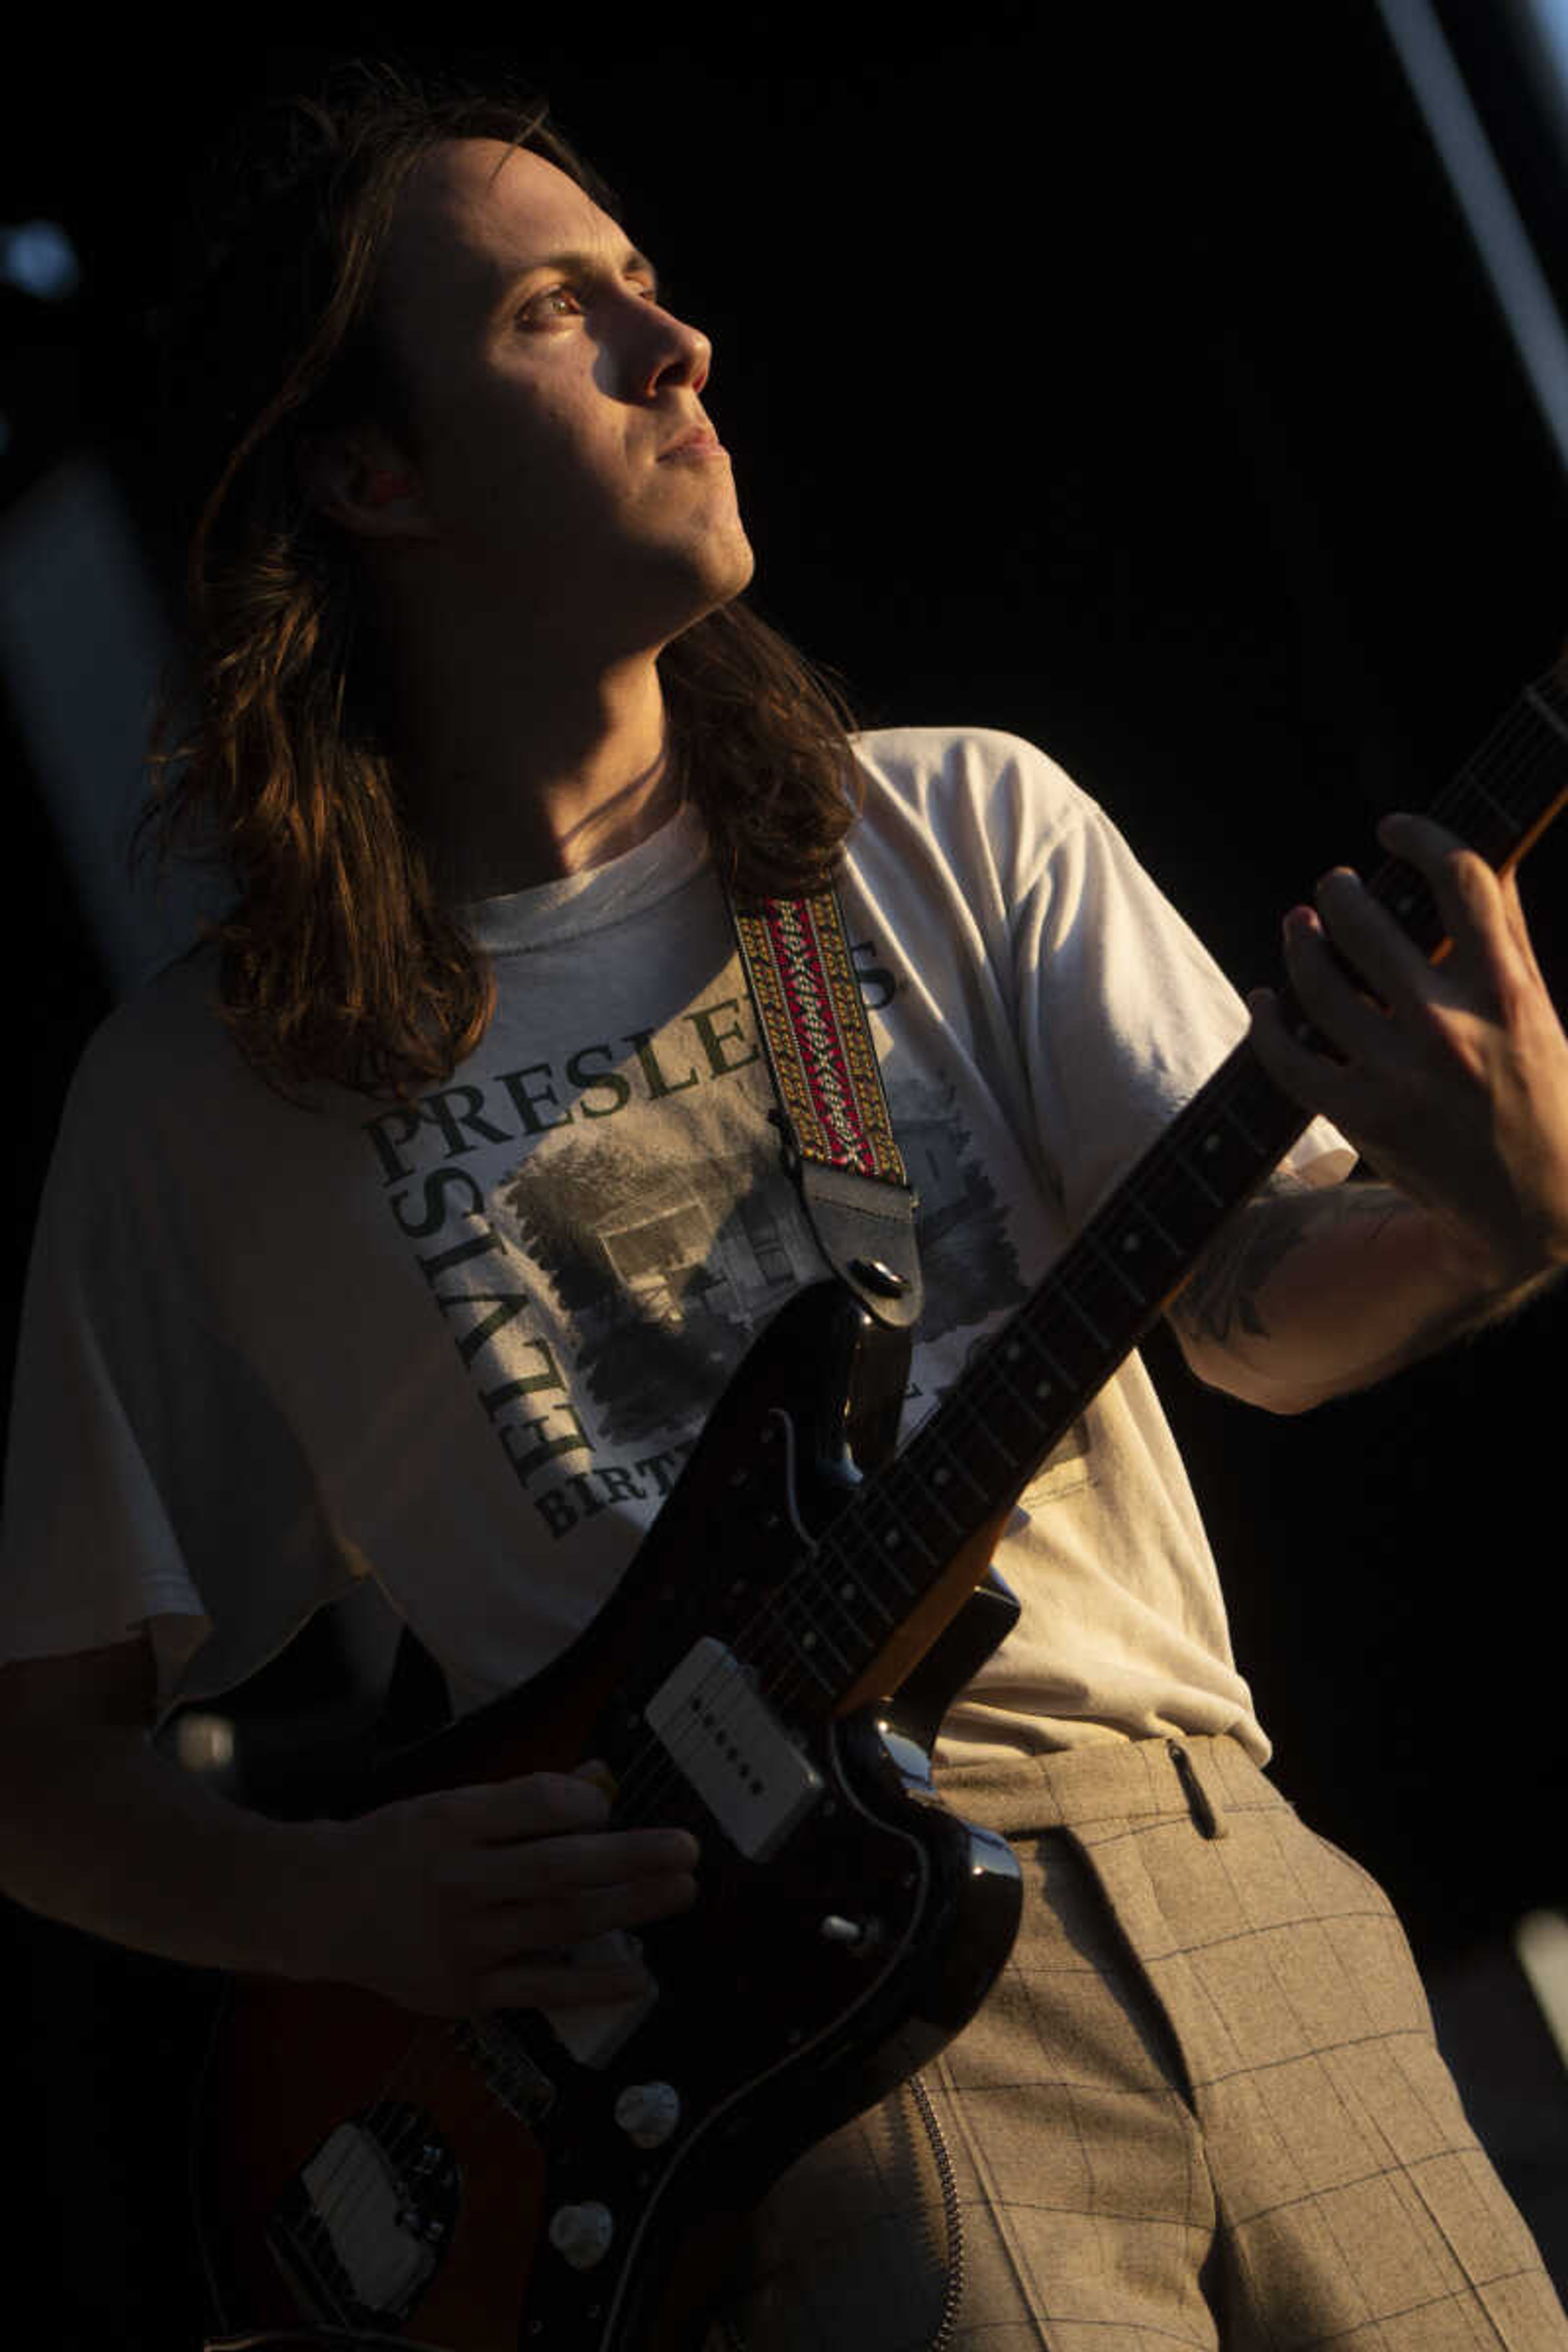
xmin=1169 ymin=1176 xmax=1561 ymax=1413
xmin=0 ymin=1646 xmax=700 ymax=2018
xmin=0 ymin=1719 xmax=344 ymax=1980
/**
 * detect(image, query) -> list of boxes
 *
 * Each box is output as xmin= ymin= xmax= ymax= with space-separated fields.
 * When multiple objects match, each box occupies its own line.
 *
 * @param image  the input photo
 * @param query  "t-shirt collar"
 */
xmin=459 ymin=800 xmax=710 ymax=954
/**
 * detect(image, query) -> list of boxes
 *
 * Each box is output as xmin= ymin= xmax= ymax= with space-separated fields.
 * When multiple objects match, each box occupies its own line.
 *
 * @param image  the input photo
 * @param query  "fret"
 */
xmin=774 ymin=1570 xmax=856 ymax=1661
xmin=1172 ymin=1133 xmax=1226 ymax=1207
xmin=1380 ymin=866 xmax=1437 ymax=931
xmin=794 ymin=1548 xmax=889 ymax=1645
xmin=769 ymin=1586 xmax=849 ymax=1692
xmin=1000 ymin=1324 xmax=1069 ymax=1397
xmin=829 ymin=1526 xmax=918 ymax=1612
xmin=1219 ymin=1094 xmax=1270 ymax=1157
xmin=1005 ymin=1321 xmax=1074 ymax=1392
xmin=988 ymin=1343 xmax=1039 ymax=1406
xmin=1145 ymin=1132 xmax=1250 ymax=1249
xmin=776 ymin=1582 xmax=886 ymax=1705
xmin=865 ymin=1515 xmax=926 ymax=1608
xmin=1084 ymin=1227 xmax=1156 ymax=1307
xmin=987 ymin=1326 xmax=1086 ymax=1430
xmin=1051 ymin=1283 xmax=1105 ymax=1349
xmin=883 ymin=1503 xmax=939 ymax=1568
xmin=1001 ymin=1326 xmax=1048 ymax=1392
xmin=918 ymin=1458 xmax=972 ymax=1532
xmin=931 ymin=1421 xmax=1006 ymax=1496
xmin=929 ymin=1456 xmax=973 ymax=1499
xmin=1120 ymin=1190 xmax=1185 ymax=1259
xmin=832 ymin=1468 xmax=945 ymax=1580
xmin=1158 ymin=1084 xmax=1287 ymax=1214
xmin=1461 ymin=771 xmax=1526 ymax=839
xmin=789 ymin=1542 xmax=914 ymax=1686
xmin=822 ymin=1561 xmax=897 ymax=1629
xmin=1017 ymin=1302 xmax=1112 ymax=1412
xmin=776 ymin=1488 xmax=957 ymax=1699
xmin=1526 ymin=678 xmax=1568 ymax=749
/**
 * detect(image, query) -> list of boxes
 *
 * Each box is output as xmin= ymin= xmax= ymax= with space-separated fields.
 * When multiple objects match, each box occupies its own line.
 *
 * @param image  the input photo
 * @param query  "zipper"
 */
xmin=908 ymin=2069 xmax=965 ymax=2350
xmin=716 ymin=2070 xmax=964 ymax=2351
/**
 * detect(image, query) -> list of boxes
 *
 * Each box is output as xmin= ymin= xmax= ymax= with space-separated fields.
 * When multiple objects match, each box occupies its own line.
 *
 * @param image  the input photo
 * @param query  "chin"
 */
xmin=621 ymin=514 xmax=755 ymax=654
xmin=711 ymin=530 xmax=757 ymax=603
xmin=664 ymin=528 xmax=756 ymax=634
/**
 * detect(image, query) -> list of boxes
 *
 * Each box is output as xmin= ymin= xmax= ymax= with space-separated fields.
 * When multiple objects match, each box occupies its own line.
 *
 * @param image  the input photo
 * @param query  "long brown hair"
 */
xmin=138 ymin=57 xmax=865 ymax=1102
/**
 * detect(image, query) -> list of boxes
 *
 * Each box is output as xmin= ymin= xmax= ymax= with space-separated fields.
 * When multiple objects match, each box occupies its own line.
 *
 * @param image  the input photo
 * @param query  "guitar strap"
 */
xmin=726 ymin=878 xmax=924 ymax=1331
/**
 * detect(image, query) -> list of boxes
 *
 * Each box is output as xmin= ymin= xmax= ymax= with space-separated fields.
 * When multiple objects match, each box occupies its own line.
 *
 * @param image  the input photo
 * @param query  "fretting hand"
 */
xmin=1248 ymin=810 xmax=1568 ymax=1297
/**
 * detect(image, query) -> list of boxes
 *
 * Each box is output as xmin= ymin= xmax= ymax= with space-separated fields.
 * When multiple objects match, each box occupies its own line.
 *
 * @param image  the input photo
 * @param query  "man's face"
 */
xmin=368 ymin=137 xmax=755 ymax=650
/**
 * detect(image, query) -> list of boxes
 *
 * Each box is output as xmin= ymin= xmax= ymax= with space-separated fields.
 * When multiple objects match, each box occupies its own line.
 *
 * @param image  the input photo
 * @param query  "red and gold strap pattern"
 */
xmin=730 ymin=888 xmax=907 ymax=1187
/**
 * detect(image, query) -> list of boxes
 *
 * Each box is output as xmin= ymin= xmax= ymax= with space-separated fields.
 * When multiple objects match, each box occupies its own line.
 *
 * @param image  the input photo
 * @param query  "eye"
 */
xmin=519 ymin=278 xmax=664 ymax=327
xmin=521 ymin=284 xmax=581 ymax=324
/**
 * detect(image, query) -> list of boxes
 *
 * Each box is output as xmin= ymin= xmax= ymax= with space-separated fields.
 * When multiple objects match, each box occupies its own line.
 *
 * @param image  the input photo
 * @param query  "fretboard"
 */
xmin=752 ymin=669 xmax=1568 ymax=1711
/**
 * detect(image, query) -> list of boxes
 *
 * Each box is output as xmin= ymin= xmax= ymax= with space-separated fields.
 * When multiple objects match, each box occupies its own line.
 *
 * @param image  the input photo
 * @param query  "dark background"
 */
xmin=3 ymin=3 xmax=1568 ymax=2339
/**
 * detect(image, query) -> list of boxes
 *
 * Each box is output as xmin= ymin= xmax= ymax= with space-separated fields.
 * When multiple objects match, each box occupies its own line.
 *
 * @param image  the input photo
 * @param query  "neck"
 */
xmin=379 ymin=625 xmax=680 ymax=902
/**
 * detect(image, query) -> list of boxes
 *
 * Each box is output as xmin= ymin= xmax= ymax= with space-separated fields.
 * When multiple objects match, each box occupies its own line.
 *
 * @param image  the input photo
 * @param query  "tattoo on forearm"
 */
xmin=1170 ymin=1180 xmax=1412 ymax=1348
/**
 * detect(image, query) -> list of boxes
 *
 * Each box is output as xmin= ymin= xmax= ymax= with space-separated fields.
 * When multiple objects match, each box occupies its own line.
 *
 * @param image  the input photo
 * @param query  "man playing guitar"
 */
xmin=2 ymin=56 xmax=1566 ymax=2351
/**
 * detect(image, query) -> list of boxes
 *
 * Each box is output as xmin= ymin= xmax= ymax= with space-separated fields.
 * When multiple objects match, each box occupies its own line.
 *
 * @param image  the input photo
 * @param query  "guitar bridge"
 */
xmin=645 ymin=1637 xmax=823 ymax=1860
xmin=267 ymin=2105 xmax=460 ymax=2326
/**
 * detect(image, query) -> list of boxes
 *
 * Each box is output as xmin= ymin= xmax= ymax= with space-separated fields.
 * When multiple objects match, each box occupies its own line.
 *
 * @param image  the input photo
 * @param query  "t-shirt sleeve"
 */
xmin=1005 ymin=754 xmax=1356 ymax=1226
xmin=0 ymin=1036 xmax=212 ymax=1687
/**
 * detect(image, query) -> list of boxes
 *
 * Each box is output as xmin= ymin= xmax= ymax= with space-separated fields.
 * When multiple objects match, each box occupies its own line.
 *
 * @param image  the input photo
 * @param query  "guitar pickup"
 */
xmin=644 ymin=1637 xmax=823 ymax=1860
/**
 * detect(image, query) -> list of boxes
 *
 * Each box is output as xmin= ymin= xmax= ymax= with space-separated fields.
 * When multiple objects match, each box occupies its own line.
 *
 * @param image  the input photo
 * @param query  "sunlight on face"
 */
xmin=370 ymin=139 xmax=754 ymax=648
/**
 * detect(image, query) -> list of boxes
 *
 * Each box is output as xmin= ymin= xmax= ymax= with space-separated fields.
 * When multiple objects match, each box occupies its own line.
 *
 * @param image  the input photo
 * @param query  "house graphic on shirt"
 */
xmin=493 ymin=1069 xmax=1025 ymax=1457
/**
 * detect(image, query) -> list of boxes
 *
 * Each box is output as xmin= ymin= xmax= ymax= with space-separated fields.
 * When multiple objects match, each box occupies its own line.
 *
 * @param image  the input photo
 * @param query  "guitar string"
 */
xmin=285 ymin=685 xmax=1564 ymax=2310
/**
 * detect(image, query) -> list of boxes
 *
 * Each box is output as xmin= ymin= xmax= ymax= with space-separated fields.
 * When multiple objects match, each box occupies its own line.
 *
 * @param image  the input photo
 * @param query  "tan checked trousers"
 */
xmin=704 ymin=1734 xmax=1568 ymax=2350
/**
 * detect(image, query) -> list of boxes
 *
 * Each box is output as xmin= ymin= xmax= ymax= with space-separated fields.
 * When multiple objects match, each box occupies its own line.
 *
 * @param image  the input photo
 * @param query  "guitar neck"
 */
xmin=757 ymin=670 xmax=1568 ymax=1714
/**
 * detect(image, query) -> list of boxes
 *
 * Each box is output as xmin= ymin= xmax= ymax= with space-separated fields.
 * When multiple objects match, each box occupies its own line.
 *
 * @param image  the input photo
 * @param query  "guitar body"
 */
xmin=197 ymin=1280 xmax=1024 ymax=2352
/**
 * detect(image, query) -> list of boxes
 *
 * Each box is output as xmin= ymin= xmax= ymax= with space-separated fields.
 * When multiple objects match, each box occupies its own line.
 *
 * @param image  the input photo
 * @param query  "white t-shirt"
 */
xmin=0 ymin=726 xmax=1352 ymax=1764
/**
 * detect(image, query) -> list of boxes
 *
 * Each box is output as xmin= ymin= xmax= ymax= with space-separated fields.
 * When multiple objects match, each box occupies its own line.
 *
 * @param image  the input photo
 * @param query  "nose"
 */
xmin=630 ymin=299 xmax=712 ymax=400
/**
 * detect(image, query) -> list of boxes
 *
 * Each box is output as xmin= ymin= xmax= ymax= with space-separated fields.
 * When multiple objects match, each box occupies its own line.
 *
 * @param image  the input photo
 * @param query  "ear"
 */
xmin=298 ymin=425 xmax=431 ymax=538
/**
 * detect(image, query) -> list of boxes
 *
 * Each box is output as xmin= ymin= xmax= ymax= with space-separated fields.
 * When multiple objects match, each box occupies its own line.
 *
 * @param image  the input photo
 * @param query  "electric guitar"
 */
xmin=196 ymin=673 xmax=1568 ymax=2352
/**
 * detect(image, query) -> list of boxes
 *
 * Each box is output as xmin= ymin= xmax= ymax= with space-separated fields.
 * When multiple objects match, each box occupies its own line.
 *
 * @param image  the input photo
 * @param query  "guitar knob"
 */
xmin=548 ymin=2200 xmax=615 ymax=2269
xmin=614 ymin=2080 xmax=682 ymax=2148
xmin=819 ymin=1913 xmax=881 ymax=1951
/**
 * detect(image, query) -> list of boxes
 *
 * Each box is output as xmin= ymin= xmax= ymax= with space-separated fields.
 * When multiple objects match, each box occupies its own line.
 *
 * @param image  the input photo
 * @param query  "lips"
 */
xmin=659 ymin=426 xmax=724 ymax=460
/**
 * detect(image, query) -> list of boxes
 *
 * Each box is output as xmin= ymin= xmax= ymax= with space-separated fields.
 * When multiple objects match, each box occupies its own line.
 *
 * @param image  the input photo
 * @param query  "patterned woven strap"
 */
xmin=729 ymin=886 xmax=907 ymax=1187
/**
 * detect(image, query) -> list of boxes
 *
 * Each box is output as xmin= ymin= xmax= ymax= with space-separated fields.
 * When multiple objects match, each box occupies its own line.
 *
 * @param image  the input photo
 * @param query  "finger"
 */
xmin=439 ymin=1773 xmax=615 ymax=1844
xmin=464 ymin=1824 xmax=701 ymax=1902
xmin=1497 ymin=862 xmax=1550 ymax=992
xmin=1376 ymin=812 xmax=1510 ymax=980
xmin=1247 ymin=983 xmax=1374 ymax=1134
xmin=472 ymin=1946 xmax=656 ymax=2015
xmin=1308 ymin=866 xmax=1439 ymax=1018
xmin=481 ymin=1863 xmax=700 ymax=1956
xmin=1277 ymin=902 xmax=1397 ymax=1067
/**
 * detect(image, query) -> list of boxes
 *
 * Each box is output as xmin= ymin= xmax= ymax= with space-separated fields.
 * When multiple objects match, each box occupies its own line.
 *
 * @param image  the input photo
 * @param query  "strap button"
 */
xmin=849 ymin=1257 xmax=908 ymax=1298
